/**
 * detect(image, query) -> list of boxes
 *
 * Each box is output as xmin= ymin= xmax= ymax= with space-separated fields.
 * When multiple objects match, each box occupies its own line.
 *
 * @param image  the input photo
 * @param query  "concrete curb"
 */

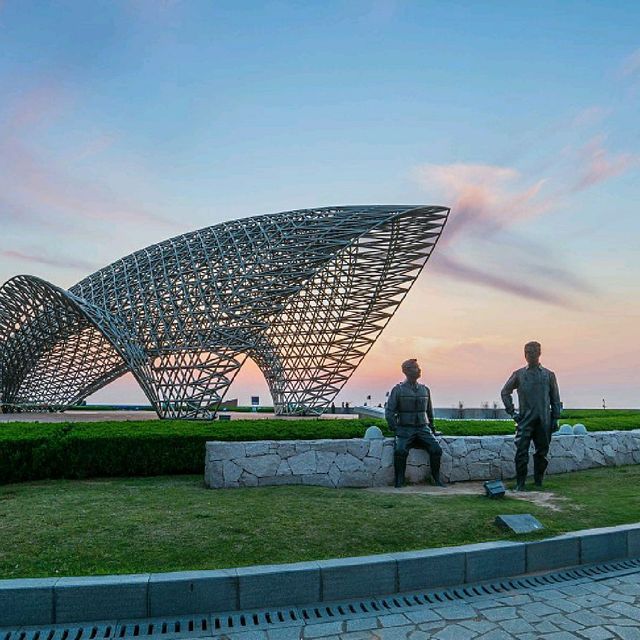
xmin=2 ymin=523 xmax=640 ymax=626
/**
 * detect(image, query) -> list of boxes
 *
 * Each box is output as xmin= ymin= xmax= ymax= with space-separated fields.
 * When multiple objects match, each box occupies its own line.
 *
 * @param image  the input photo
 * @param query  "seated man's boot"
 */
xmin=394 ymin=453 xmax=407 ymax=488
xmin=430 ymin=455 xmax=446 ymax=487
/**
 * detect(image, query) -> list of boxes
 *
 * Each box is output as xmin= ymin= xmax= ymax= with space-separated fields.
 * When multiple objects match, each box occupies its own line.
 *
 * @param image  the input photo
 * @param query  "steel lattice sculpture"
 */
xmin=0 ymin=205 xmax=449 ymax=419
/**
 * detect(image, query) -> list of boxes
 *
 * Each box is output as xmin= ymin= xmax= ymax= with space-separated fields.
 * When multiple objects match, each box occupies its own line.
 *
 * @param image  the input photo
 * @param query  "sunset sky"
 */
xmin=1 ymin=1 xmax=638 ymax=408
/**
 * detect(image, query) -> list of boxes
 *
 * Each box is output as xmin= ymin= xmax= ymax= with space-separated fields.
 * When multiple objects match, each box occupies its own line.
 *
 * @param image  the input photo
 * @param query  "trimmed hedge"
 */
xmin=0 ymin=419 xmax=389 ymax=483
xmin=1 ymin=412 xmax=638 ymax=484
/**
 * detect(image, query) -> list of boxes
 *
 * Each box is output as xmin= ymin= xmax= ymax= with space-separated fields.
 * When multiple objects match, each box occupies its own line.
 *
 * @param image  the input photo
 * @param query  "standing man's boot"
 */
xmin=429 ymin=455 xmax=446 ymax=487
xmin=533 ymin=458 xmax=547 ymax=488
xmin=394 ymin=453 xmax=407 ymax=488
xmin=514 ymin=473 xmax=527 ymax=491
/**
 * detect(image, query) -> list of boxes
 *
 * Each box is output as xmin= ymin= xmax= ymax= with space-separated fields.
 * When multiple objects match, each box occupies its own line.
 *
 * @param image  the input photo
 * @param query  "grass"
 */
xmin=2 ymin=464 xmax=640 ymax=579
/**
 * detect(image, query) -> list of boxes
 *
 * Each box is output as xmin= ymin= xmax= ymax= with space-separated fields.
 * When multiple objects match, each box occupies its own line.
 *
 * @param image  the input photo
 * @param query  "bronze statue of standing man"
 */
xmin=501 ymin=341 xmax=562 ymax=491
xmin=385 ymin=358 xmax=445 ymax=488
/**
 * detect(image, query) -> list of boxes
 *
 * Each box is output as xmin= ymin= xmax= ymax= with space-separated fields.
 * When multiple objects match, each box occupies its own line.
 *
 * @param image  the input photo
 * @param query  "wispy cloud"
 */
xmin=414 ymin=163 xmax=549 ymax=243
xmin=431 ymin=254 xmax=575 ymax=308
xmin=0 ymin=84 xmax=178 ymax=232
xmin=0 ymin=249 xmax=98 ymax=271
xmin=571 ymin=135 xmax=637 ymax=192
xmin=620 ymin=48 xmax=640 ymax=80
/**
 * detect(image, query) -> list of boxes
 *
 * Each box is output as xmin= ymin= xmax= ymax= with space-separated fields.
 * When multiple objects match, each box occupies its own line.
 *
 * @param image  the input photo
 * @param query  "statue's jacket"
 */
xmin=385 ymin=380 xmax=435 ymax=432
xmin=501 ymin=364 xmax=562 ymax=430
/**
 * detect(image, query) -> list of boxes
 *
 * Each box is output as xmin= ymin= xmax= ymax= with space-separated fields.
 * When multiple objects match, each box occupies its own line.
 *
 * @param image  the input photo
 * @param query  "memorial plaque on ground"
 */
xmin=495 ymin=514 xmax=544 ymax=534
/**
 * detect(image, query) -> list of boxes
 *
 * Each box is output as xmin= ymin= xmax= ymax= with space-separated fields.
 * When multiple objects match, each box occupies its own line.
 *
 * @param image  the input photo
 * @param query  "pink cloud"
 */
xmin=0 ymin=249 xmax=98 ymax=271
xmin=0 ymin=84 xmax=178 ymax=232
xmin=414 ymin=163 xmax=549 ymax=243
xmin=572 ymin=136 xmax=637 ymax=192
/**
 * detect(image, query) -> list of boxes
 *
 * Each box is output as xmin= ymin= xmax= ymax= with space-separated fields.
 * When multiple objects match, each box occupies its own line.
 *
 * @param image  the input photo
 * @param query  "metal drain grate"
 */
xmin=115 ymin=617 xmax=209 ymax=639
xmin=4 ymin=624 xmax=116 ymax=640
xmin=209 ymin=557 xmax=640 ymax=632
xmin=3 ymin=557 xmax=640 ymax=639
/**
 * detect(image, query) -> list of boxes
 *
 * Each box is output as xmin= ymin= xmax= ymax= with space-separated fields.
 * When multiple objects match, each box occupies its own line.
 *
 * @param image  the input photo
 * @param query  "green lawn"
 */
xmin=2 ymin=465 xmax=640 ymax=579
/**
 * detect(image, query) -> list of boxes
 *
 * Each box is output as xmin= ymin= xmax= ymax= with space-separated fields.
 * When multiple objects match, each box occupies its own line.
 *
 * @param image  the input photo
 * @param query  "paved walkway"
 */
xmin=216 ymin=569 xmax=640 ymax=639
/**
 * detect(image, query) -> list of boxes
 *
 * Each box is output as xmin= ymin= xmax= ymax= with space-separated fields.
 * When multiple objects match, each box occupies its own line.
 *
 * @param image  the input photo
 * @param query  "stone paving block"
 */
xmin=55 ymin=573 xmax=149 ymax=623
xmin=526 ymin=535 xmax=580 ymax=572
xmin=404 ymin=608 xmax=442 ymax=624
xmin=318 ymin=554 xmax=396 ymax=601
xmin=237 ymin=561 xmax=320 ymax=609
xmin=377 ymin=613 xmax=410 ymax=627
xmin=344 ymin=616 xmax=378 ymax=631
xmin=481 ymin=606 xmax=518 ymax=621
xmin=391 ymin=547 xmax=465 ymax=591
xmin=303 ymin=620 xmax=344 ymax=638
xmin=431 ymin=603 xmax=476 ymax=620
xmin=148 ymin=569 xmax=237 ymax=616
xmin=266 ymin=627 xmax=303 ymax=640
xmin=463 ymin=541 xmax=525 ymax=582
xmin=0 ymin=577 xmax=57 ymax=626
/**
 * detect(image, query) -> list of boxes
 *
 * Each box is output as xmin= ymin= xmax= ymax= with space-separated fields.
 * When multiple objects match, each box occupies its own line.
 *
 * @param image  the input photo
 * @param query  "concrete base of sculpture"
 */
xmin=205 ymin=430 xmax=640 ymax=489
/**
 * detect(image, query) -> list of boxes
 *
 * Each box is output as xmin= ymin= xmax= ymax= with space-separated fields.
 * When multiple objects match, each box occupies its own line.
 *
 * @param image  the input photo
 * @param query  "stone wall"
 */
xmin=204 ymin=430 xmax=640 ymax=489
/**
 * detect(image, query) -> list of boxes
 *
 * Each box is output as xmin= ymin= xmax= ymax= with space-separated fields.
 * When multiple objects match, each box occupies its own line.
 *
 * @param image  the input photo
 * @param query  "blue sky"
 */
xmin=1 ymin=1 xmax=639 ymax=407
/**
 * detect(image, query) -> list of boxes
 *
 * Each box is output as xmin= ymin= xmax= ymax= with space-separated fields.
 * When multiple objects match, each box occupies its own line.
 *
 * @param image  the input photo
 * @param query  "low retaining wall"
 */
xmin=205 ymin=430 xmax=640 ymax=488
xmin=3 ymin=524 xmax=640 ymax=625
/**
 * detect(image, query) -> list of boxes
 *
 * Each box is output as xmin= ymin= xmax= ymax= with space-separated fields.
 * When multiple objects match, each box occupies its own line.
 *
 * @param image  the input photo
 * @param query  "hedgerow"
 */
xmin=1 ymin=412 xmax=637 ymax=483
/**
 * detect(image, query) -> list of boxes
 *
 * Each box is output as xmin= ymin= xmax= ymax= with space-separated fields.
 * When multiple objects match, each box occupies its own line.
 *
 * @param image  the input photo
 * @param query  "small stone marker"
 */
xmin=573 ymin=423 xmax=587 ymax=435
xmin=483 ymin=479 xmax=506 ymax=498
xmin=364 ymin=425 xmax=384 ymax=440
xmin=495 ymin=514 xmax=544 ymax=534
xmin=557 ymin=424 xmax=573 ymax=435
xmin=219 ymin=414 xmax=231 ymax=421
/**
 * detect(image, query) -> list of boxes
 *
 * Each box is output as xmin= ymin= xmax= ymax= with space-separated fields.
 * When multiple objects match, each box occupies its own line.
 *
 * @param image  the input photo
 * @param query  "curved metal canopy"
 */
xmin=0 ymin=205 xmax=449 ymax=418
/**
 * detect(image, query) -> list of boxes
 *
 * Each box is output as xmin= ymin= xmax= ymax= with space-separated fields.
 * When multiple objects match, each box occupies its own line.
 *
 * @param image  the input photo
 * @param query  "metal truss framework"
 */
xmin=0 ymin=205 xmax=449 ymax=419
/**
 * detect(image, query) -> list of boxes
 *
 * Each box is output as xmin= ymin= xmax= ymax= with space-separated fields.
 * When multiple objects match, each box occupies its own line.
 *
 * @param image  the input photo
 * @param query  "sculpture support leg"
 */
xmin=532 ymin=423 xmax=551 ymax=487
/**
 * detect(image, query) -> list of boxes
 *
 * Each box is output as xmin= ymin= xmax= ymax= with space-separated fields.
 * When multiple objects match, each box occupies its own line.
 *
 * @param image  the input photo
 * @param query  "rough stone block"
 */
xmin=245 ymin=442 xmax=271 ymax=456
xmin=258 ymin=475 xmax=300 ymax=486
xmin=392 ymin=548 xmax=465 ymax=591
xmin=301 ymin=474 xmax=335 ymax=488
xmin=464 ymin=541 xmax=525 ymax=582
xmin=316 ymin=451 xmax=336 ymax=473
xmin=148 ymin=570 xmax=237 ymax=616
xmin=346 ymin=441 xmax=369 ymax=459
xmin=205 ymin=460 xmax=224 ymax=488
xmin=237 ymin=561 xmax=320 ymax=609
xmin=55 ymin=574 xmax=149 ymax=623
xmin=318 ymin=554 xmax=396 ymax=600
xmin=526 ymin=536 xmax=580 ymax=572
xmin=337 ymin=471 xmax=371 ymax=487
xmin=209 ymin=442 xmax=246 ymax=460
xmin=335 ymin=452 xmax=363 ymax=472
xmin=367 ymin=439 xmax=384 ymax=459
xmin=0 ymin=578 xmax=57 ymax=626
xmin=239 ymin=455 xmax=281 ymax=478
xmin=223 ymin=460 xmax=243 ymax=483
xmin=288 ymin=450 xmax=316 ymax=475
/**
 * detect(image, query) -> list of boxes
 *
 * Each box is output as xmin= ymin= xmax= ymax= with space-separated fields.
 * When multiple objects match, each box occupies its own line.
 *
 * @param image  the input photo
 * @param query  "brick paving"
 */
xmin=213 ymin=569 xmax=640 ymax=639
